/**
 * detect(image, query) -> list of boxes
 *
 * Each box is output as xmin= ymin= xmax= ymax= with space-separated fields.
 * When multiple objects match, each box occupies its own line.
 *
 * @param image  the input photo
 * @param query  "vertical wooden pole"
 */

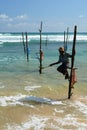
xmin=25 ymin=32 xmax=29 ymax=62
xmin=39 ymin=21 xmax=43 ymax=74
xmin=66 ymin=27 xmax=69 ymax=51
xmin=68 ymin=25 xmax=77 ymax=99
xmin=64 ymin=27 xmax=69 ymax=52
xmin=22 ymin=32 xmax=26 ymax=53
xmin=64 ymin=31 xmax=66 ymax=52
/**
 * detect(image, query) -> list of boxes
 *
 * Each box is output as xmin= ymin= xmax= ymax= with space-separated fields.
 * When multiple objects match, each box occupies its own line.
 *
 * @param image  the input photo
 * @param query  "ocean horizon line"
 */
xmin=1 ymin=31 xmax=87 ymax=34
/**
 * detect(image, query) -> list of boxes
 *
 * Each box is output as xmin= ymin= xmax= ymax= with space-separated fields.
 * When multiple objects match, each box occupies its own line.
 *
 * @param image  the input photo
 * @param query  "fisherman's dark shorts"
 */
xmin=57 ymin=63 xmax=68 ymax=75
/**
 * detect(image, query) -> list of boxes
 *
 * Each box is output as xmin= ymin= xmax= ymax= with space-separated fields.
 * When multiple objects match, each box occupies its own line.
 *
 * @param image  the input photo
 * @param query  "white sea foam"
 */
xmin=48 ymin=34 xmax=87 ymax=42
xmin=74 ymin=100 xmax=87 ymax=115
xmin=54 ymin=108 xmax=64 ymax=113
xmin=24 ymin=85 xmax=41 ymax=91
xmin=0 ymin=94 xmax=34 ymax=107
xmin=1 ymin=33 xmax=87 ymax=43
xmin=4 ymin=115 xmax=48 ymax=130
xmin=54 ymin=114 xmax=87 ymax=129
xmin=0 ymin=94 xmax=63 ymax=107
xmin=0 ymin=35 xmax=20 ymax=43
xmin=22 ymin=116 xmax=48 ymax=130
xmin=3 ymin=114 xmax=87 ymax=130
xmin=51 ymin=100 xmax=63 ymax=105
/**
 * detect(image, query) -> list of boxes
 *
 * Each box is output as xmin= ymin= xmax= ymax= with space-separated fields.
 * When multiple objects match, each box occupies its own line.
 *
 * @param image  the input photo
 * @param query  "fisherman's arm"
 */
xmin=49 ymin=61 xmax=60 ymax=66
xmin=67 ymin=53 xmax=72 ymax=58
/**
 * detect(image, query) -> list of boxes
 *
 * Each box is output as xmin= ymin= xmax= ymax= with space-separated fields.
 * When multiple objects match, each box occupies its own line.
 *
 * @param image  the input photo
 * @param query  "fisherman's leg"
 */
xmin=57 ymin=65 xmax=65 ymax=75
xmin=64 ymin=66 xmax=70 ymax=79
xmin=65 ymin=70 xmax=69 ymax=80
xmin=64 ymin=64 xmax=70 ymax=80
xmin=61 ymin=63 xmax=70 ymax=79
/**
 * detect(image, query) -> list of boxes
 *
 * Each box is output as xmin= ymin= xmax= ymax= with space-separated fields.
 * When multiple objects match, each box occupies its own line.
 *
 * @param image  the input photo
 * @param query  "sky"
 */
xmin=0 ymin=0 xmax=87 ymax=32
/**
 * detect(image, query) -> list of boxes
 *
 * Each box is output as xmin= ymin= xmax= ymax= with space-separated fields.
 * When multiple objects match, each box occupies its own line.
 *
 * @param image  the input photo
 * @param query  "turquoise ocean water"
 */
xmin=0 ymin=32 xmax=87 ymax=129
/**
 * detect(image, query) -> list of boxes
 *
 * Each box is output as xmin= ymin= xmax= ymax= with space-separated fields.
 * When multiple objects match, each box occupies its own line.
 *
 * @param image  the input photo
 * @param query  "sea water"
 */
xmin=0 ymin=32 xmax=87 ymax=130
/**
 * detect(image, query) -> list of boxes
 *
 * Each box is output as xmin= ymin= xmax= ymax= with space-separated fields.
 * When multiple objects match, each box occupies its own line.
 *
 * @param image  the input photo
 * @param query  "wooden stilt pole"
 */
xmin=22 ymin=32 xmax=26 ymax=53
xmin=39 ymin=21 xmax=43 ymax=74
xmin=25 ymin=32 xmax=29 ymax=62
xmin=64 ymin=27 xmax=69 ymax=52
xmin=66 ymin=27 xmax=69 ymax=51
xmin=68 ymin=25 xmax=77 ymax=99
xmin=64 ymin=31 xmax=66 ymax=51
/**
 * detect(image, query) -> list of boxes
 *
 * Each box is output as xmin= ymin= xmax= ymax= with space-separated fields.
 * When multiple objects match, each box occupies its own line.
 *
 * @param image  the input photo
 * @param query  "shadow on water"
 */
xmin=19 ymin=96 xmax=68 ymax=105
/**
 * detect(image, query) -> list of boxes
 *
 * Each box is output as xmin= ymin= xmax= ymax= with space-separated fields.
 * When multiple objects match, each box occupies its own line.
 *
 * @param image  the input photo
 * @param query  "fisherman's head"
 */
xmin=58 ymin=47 xmax=64 ymax=53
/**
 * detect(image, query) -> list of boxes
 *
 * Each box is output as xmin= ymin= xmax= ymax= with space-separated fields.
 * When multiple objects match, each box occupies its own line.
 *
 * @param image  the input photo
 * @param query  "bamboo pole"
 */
xmin=64 ymin=31 xmax=66 ymax=51
xmin=66 ymin=27 xmax=69 ymax=51
xmin=64 ymin=27 xmax=69 ymax=52
xmin=68 ymin=25 xmax=77 ymax=99
xmin=39 ymin=21 xmax=43 ymax=74
xmin=25 ymin=32 xmax=29 ymax=62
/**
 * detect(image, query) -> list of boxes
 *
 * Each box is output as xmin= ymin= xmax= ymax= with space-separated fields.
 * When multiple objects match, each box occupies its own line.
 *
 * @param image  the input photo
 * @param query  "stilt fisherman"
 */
xmin=49 ymin=47 xmax=72 ymax=80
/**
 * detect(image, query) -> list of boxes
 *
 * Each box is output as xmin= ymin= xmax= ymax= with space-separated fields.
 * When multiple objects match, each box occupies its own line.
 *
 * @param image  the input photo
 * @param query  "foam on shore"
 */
xmin=3 ymin=114 xmax=87 ymax=130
